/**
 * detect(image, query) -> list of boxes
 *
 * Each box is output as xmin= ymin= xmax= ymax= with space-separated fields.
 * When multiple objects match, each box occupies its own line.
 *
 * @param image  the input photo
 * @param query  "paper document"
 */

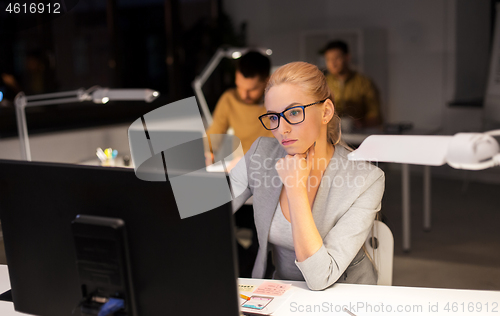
xmin=239 ymin=281 xmax=294 ymax=315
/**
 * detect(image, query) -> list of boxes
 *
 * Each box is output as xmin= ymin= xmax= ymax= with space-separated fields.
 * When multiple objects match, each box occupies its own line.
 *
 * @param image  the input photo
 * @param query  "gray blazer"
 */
xmin=229 ymin=137 xmax=385 ymax=290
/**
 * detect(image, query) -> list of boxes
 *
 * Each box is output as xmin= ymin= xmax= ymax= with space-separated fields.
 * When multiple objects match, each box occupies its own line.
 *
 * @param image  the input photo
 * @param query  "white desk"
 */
xmin=79 ymin=156 xmax=134 ymax=169
xmin=0 ymin=265 xmax=28 ymax=315
xmin=239 ymin=278 xmax=500 ymax=315
xmin=0 ymin=265 xmax=498 ymax=316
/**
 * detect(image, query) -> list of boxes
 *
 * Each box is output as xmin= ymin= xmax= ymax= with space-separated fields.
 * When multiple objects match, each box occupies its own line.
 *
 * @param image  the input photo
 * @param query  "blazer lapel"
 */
xmin=257 ymin=165 xmax=282 ymax=229
xmin=310 ymin=144 xmax=342 ymax=219
xmin=251 ymin=144 xmax=285 ymax=278
xmin=253 ymin=145 xmax=286 ymax=252
xmin=254 ymin=146 xmax=286 ymax=238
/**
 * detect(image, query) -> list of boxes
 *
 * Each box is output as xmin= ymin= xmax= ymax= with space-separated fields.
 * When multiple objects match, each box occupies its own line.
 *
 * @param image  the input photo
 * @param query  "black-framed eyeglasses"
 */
xmin=258 ymin=99 xmax=327 ymax=130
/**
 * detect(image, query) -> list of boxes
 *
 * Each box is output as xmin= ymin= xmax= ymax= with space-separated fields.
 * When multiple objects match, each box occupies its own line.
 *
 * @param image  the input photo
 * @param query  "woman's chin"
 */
xmin=279 ymin=140 xmax=310 ymax=155
xmin=283 ymin=147 xmax=303 ymax=156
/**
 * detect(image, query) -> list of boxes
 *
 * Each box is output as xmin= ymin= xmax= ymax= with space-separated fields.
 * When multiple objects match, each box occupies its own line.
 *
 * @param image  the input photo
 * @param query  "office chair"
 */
xmin=364 ymin=220 xmax=394 ymax=286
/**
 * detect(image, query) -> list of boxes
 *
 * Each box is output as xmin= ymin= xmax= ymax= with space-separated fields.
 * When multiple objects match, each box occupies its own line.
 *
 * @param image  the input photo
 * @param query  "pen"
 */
xmin=96 ymin=148 xmax=107 ymax=162
xmin=343 ymin=307 xmax=357 ymax=316
xmin=97 ymin=147 xmax=106 ymax=158
xmin=104 ymin=148 xmax=112 ymax=159
xmin=240 ymin=294 xmax=250 ymax=301
xmin=96 ymin=152 xmax=105 ymax=162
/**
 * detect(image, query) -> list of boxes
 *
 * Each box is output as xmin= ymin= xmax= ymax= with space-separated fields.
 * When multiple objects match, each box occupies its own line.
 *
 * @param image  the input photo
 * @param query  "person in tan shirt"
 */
xmin=323 ymin=40 xmax=382 ymax=129
xmin=206 ymin=51 xmax=273 ymax=156
xmin=208 ymin=88 xmax=273 ymax=153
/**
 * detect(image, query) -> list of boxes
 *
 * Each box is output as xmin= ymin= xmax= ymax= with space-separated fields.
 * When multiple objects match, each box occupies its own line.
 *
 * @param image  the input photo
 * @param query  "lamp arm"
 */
xmin=196 ymin=48 xmax=226 ymax=86
xmin=24 ymin=97 xmax=82 ymax=107
xmin=193 ymin=83 xmax=212 ymax=127
xmin=13 ymin=86 xmax=156 ymax=161
xmin=192 ymin=49 xmax=226 ymax=127
xmin=485 ymin=129 xmax=500 ymax=137
xmin=14 ymin=89 xmax=86 ymax=161
xmin=24 ymin=89 xmax=82 ymax=101
xmin=191 ymin=46 xmax=272 ymax=129
xmin=14 ymin=92 xmax=31 ymax=161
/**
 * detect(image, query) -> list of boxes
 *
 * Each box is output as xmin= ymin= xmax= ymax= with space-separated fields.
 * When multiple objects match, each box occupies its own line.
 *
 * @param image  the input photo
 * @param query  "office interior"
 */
xmin=0 ymin=0 xmax=499 ymax=299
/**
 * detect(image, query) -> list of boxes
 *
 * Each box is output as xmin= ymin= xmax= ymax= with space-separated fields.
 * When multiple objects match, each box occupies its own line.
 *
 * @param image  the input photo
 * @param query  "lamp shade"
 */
xmin=92 ymin=89 xmax=159 ymax=104
xmin=347 ymin=132 xmax=500 ymax=170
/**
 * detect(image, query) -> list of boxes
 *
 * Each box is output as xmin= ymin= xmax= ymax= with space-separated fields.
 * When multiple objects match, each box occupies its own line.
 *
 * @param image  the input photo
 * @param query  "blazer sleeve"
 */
xmin=228 ymin=137 xmax=262 ymax=213
xmin=295 ymin=167 xmax=385 ymax=290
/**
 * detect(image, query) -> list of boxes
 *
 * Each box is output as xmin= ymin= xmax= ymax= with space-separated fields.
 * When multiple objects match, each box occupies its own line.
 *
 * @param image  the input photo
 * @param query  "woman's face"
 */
xmin=264 ymin=83 xmax=326 ymax=155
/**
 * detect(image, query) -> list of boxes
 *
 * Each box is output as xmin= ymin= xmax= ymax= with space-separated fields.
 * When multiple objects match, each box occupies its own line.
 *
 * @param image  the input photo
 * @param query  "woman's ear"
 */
xmin=323 ymin=99 xmax=335 ymax=123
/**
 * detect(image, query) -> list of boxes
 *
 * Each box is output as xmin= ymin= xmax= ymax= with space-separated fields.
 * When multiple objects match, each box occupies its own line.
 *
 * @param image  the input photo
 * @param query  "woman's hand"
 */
xmin=276 ymin=143 xmax=323 ymax=263
xmin=275 ymin=143 xmax=315 ymax=192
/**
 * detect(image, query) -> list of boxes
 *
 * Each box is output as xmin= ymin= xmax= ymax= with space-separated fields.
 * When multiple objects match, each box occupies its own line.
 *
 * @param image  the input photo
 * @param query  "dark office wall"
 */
xmin=0 ymin=0 xmax=244 ymax=138
xmin=454 ymin=0 xmax=491 ymax=102
xmin=226 ymin=0 xmax=452 ymax=130
xmin=226 ymin=0 xmax=494 ymax=132
xmin=50 ymin=9 xmax=112 ymax=91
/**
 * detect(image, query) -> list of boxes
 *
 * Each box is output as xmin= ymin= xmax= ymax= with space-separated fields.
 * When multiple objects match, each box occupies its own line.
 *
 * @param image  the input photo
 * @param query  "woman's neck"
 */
xmin=311 ymin=141 xmax=335 ymax=172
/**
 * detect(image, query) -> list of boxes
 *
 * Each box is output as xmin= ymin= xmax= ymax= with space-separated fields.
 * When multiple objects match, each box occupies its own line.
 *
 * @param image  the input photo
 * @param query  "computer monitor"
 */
xmin=0 ymin=159 xmax=240 ymax=316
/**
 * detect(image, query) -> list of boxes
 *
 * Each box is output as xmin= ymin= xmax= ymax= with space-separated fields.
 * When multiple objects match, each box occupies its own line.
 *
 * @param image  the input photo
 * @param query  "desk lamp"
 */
xmin=347 ymin=130 xmax=500 ymax=252
xmin=14 ymin=87 xmax=160 ymax=161
xmin=347 ymin=130 xmax=500 ymax=170
xmin=192 ymin=46 xmax=272 ymax=126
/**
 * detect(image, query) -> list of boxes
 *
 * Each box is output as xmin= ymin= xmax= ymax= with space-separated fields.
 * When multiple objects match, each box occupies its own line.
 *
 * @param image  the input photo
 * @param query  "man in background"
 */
xmin=205 ymin=51 xmax=272 ymax=157
xmin=323 ymin=40 xmax=382 ymax=129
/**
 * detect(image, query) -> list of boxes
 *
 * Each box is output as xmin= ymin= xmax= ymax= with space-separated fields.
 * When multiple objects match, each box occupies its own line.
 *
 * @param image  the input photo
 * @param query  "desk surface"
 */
xmin=0 ymin=265 xmax=27 ymax=316
xmin=0 ymin=265 xmax=499 ymax=315
xmin=239 ymin=278 xmax=500 ymax=315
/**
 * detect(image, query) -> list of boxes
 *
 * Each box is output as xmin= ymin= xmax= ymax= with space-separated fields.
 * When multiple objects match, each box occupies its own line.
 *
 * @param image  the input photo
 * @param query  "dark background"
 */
xmin=1 ymin=0 xmax=500 ymax=139
xmin=0 ymin=0 xmax=245 ymax=138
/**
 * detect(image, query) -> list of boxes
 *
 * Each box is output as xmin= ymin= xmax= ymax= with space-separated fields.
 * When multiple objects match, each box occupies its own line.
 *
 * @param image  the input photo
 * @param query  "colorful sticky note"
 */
xmin=253 ymin=282 xmax=292 ymax=296
xmin=242 ymin=296 xmax=273 ymax=310
xmin=238 ymin=284 xmax=255 ymax=292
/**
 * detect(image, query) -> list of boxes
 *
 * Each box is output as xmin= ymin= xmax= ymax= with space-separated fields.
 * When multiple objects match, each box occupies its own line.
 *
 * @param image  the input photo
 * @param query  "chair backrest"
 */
xmin=364 ymin=220 xmax=394 ymax=286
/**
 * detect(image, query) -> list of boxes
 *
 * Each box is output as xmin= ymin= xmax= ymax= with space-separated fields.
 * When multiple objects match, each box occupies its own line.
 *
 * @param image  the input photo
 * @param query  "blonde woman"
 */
xmin=229 ymin=62 xmax=385 ymax=290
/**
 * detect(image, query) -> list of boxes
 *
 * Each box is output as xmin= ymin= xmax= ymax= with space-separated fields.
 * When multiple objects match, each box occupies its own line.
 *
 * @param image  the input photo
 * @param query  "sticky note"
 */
xmin=253 ymin=282 xmax=292 ymax=296
xmin=238 ymin=284 xmax=255 ymax=292
xmin=242 ymin=296 xmax=273 ymax=310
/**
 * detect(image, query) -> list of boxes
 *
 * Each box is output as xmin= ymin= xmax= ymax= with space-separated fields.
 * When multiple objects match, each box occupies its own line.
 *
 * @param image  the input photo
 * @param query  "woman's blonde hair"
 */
xmin=265 ymin=61 xmax=342 ymax=145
